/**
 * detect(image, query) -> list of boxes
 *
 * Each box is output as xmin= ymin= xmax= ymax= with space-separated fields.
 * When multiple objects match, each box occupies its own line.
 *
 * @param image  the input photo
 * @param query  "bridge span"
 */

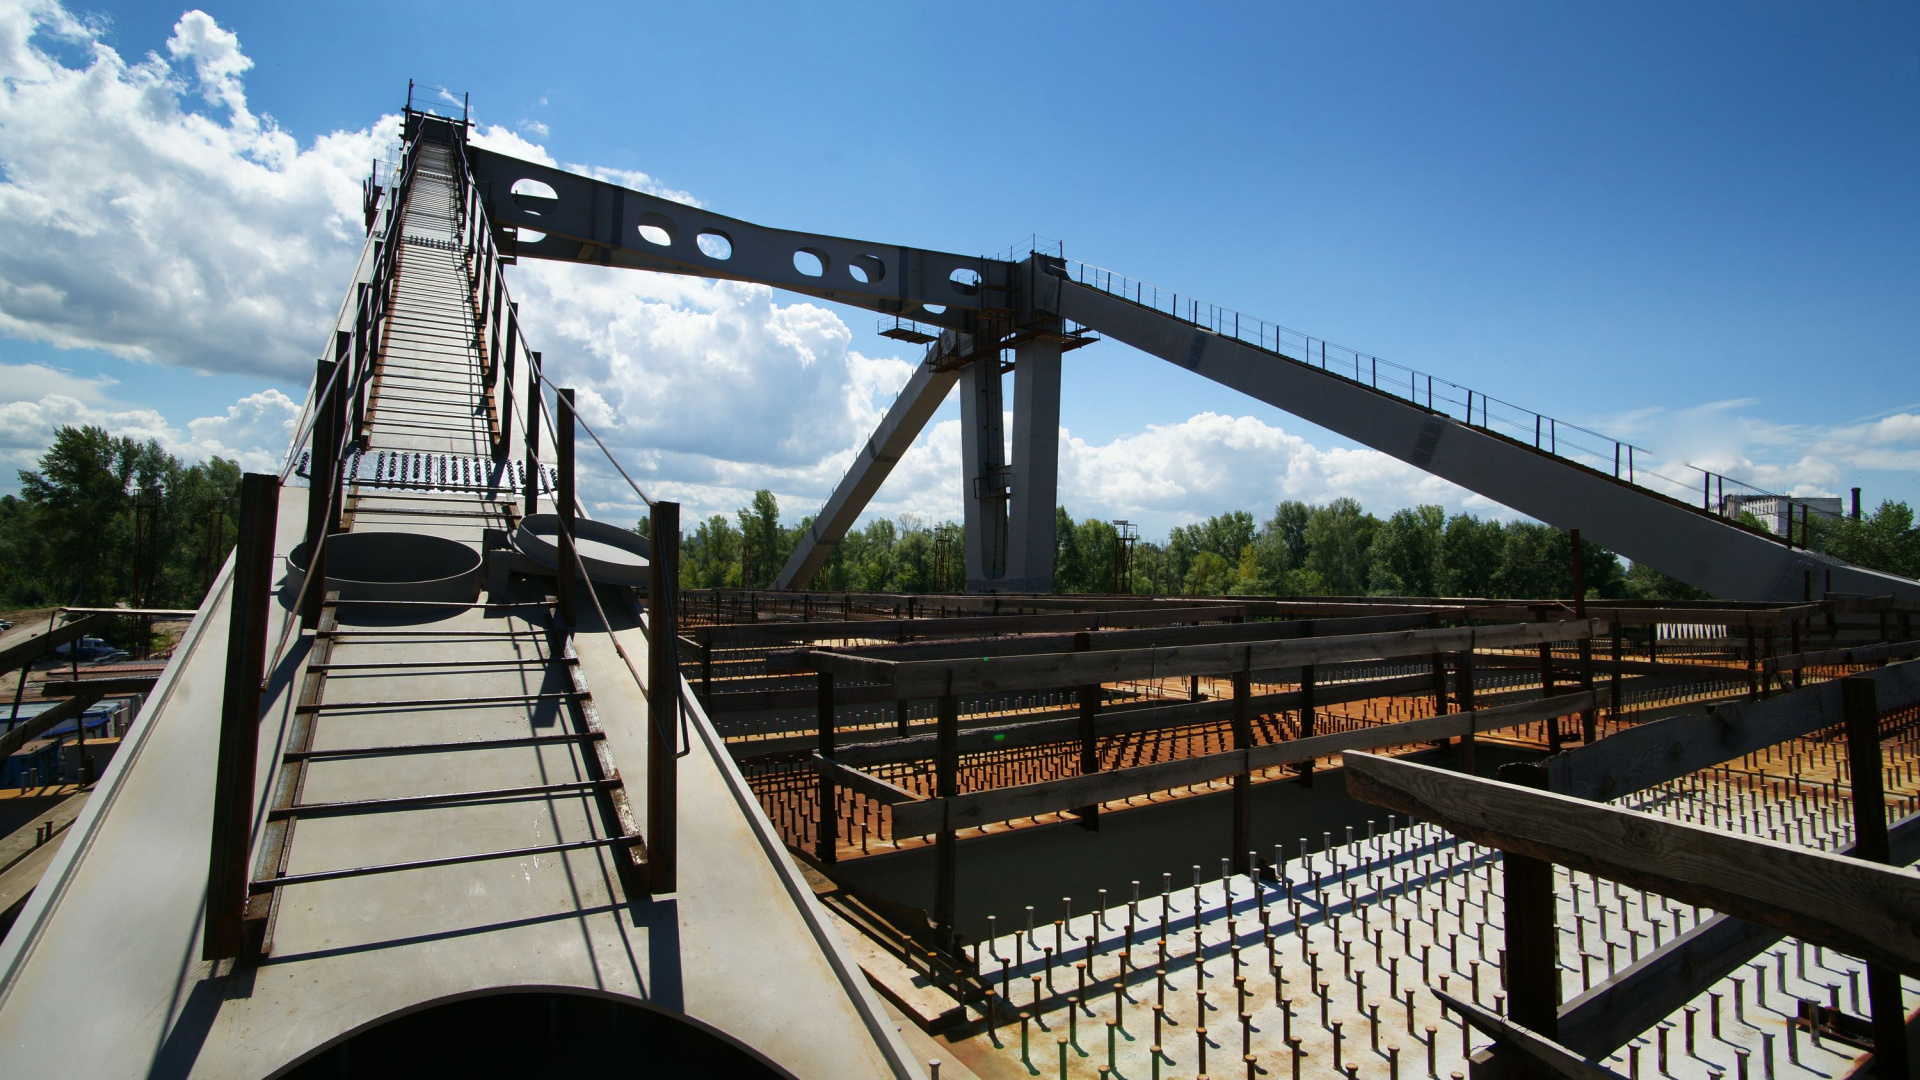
xmin=0 ymin=106 xmax=918 ymax=1079
xmin=0 ymin=87 xmax=1915 ymax=1080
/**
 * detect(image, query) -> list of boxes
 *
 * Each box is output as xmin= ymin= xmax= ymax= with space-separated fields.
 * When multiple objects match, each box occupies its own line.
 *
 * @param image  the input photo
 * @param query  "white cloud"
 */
xmin=180 ymin=387 xmax=299 ymax=471
xmin=1060 ymin=412 xmax=1490 ymax=527
xmin=0 ymin=384 xmax=293 ymax=482
xmin=2 ymin=1 xmax=1914 ymax=548
xmin=0 ymin=2 xmax=390 ymax=378
xmin=0 ymin=361 xmax=116 ymax=404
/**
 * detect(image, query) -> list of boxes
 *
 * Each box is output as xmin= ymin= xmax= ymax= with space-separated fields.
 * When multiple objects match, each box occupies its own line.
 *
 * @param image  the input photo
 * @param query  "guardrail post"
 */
xmin=1571 ymin=529 xmax=1596 ymax=742
xmin=301 ymin=358 xmax=336 ymax=631
xmin=1842 ymin=676 xmax=1908 ymax=1079
xmin=523 ymin=352 xmax=542 ymax=518
xmin=1497 ymin=762 xmax=1560 ymax=1045
xmin=934 ymin=692 xmax=959 ymax=955
xmin=556 ymin=387 xmax=576 ymax=626
xmin=1609 ymin=625 xmax=1623 ymax=723
xmin=1230 ymin=669 xmax=1252 ymax=873
xmin=648 ymin=499 xmax=680 ymax=894
xmin=203 ymin=472 xmax=280 ymax=962
xmin=1538 ymin=640 xmax=1561 ymax=753
xmin=1074 ymin=631 xmax=1100 ymax=830
xmin=494 ymin=316 xmax=515 ymax=464
xmin=1296 ymin=620 xmax=1316 ymax=787
xmin=351 ymin=285 xmax=371 ymax=447
xmin=1455 ymin=649 xmax=1477 ymax=774
xmin=815 ymin=671 xmax=836 ymax=866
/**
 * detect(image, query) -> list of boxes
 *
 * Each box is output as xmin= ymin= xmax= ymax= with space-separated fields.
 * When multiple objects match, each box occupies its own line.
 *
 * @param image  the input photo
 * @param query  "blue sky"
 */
xmin=2 ymin=1 xmax=1916 ymax=537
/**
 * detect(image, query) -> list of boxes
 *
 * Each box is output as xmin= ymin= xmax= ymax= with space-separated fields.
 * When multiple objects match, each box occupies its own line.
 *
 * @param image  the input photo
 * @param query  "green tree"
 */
xmin=736 ymin=490 xmax=790 ymax=588
xmin=1303 ymin=498 xmax=1379 ymax=595
xmin=1817 ymin=501 xmax=1920 ymax=579
xmin=680 ymin=514 xmax=743 ymax=588
xmin=1182 ymin=550 xmax=1234 ymax=595
xmin=1367 ymin=505 xmax=1444 ymax=596
xmin=1435 ymin=514 xmax=1504 ymax=596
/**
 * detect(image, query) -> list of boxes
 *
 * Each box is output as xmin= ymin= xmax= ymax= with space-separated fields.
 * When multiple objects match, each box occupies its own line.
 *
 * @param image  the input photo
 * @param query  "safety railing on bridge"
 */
xmin=209 ymin=103 xmax=694 ymax=960
xmin=1047 ymin=254 xmax=1841 ymax=547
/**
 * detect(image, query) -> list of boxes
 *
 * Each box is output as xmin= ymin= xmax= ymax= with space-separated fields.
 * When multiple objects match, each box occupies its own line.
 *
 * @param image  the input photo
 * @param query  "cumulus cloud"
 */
xmin=1591 ymin=397 xmax=1920 ymax=502
xmin=0 ymin=384 xmax=294 ymax=480
xmin=0 ymin=361 xmax=117 ymax=404
xmin=0 ymin=1 xmax=390 ymax=378
xmin=1 ymin=1 xmax=1912 ymax=544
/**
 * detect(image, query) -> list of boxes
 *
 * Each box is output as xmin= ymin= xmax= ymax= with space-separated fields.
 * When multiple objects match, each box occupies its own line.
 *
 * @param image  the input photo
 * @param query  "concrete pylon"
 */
xmin=960 ymin=334 xmax=1063 ymax=594
xmin=958 ymin=354 xmax=1008 ymax=590
xmin=1005 ymin=336 xmax=1062 ymax=593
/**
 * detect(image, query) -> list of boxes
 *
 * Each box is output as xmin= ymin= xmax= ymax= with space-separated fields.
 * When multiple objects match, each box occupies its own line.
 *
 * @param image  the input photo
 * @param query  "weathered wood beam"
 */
xmin=0 ymin=692 xmax=105 ymax=760
xmin=1768 ymin=638 xmax=1920 ymax=673
xmin=1556 ymin=803 xmax=1920 ymax=1057
xmin=1344 ymin=752 xmax=1920 ymax=978
xmin=832 ymin=670 xmax=1444 ymax=767
xmin=815 ymin=619 xmax=1598 ymax=700
xmin=810 ymin=754 xmax=921 ymax=806
xmin=37 ymin=676 xmax=160 ymax=698
xmin=763 ymin=611 xmax=1433 ymax=671
xmin=1543 ymin=658 xmax=1920 ymax=801
xmin=1471 ymin=652 xmax=1754 ymax=681
xmin=1436 ymin=990 xmax=1629 ymax=1080
xmin=694 ymin=603 xmax=1245 ymax=646
xmin=0 ymin=613 xmax=107 ymax=678
xmin=888 ymin=691 xmax=1597 ymax=836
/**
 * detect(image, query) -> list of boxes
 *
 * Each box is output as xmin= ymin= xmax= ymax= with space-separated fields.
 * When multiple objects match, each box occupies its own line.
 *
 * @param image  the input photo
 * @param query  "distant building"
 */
xmin=1719 ymin=494 xmax=1843 ymax=537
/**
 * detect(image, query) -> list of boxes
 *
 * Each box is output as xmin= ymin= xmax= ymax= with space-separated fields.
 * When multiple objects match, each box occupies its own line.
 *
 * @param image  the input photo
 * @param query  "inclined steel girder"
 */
xmin=467 ymin=144 xmax=1918 ymax=602
xmin=468 ymin=147 xmax=1017 ymax=331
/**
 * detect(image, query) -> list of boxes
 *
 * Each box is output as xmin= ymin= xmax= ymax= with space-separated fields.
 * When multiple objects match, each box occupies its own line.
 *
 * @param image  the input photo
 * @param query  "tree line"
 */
xmin=8 ymin=426 xmax=1918 ymax=611
xmin=673 ymin=489 xmax=1920 ymax=600
xmin=0 ymin=425 xmax=240 ymax=610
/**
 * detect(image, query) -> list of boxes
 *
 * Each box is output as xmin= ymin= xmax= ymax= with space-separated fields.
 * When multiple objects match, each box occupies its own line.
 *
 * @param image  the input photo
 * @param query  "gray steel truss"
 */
xmin=463 ymin=145 xmax=1918 ymax=603
xmin=468 ymin=148 xmax=1009 ymax=331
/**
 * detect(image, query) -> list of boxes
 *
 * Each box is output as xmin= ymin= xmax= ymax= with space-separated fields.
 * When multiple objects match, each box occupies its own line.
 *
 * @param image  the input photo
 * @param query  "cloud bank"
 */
xmin=0 ymin=1 xmax=1915 ymax=541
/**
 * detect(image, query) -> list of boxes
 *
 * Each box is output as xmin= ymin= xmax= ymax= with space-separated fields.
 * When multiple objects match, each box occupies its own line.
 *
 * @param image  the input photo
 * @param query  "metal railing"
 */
xmin=983 ymin=242 xmax=1842 ymax=544
xmin=404 ymin=80 xmax=468 ymax=124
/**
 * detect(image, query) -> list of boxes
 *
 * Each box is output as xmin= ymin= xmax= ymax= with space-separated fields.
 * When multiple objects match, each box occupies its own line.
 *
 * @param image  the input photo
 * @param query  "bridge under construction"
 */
xmin=0 ymin=92 xmax=1916 ymax=1079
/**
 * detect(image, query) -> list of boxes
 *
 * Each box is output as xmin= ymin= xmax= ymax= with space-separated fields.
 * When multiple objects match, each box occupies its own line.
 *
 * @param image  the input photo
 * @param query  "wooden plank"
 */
xmin=832 ymin=670 xmax=1443 ymax=767
xmin=1769 ymin=638 xmax=1920 ymax=673
xmin=817 ymin=619 xmax=1598 ymax=700
xmin=645 ymin=500 xmax=679 ymax=893
xmin=1435 ymin=990 xmax=1628 ymax=1080
xmin=697 ymin=604 xmax=1245 ymax=646
xmin=1344 ymin=751 xmax=1920 ymax=978
xmin=704 ymin=680 xmax=898 ymax=713
xmin=1555 ymin=811 xmax=1920 ymax=1057
xmin=204 ymin=471 xmax=278 ymax=961
xmin=0 ymin=614 xmax=107 ymax=678
xmin=0 ymin=693 xmax=103 ymax=761
xmin=1245 ymin=691 xmax=1599 ymax=772
xmin=37 ymin=676 xmax=159 ymax=698
xmin=889 ymin=691 xmax=1597 ymax=836
xmin=1545 ymin=658 xmax=1920 ymax=801
xmin=763 ymin=611 xmax=1432 ymax=671
xmin=1471 ymin=652 xmax=1754 ymax=681
xmin=810 ymin=754 xmax=920 ymax=805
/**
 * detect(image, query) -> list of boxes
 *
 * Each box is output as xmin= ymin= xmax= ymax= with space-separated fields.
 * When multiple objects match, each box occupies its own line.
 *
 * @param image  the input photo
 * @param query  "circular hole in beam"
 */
xmin=848 ymin=255 xmax=884 ymax=284
xmin=793 ymin=248 xmax=828 ymax=277
xmin=949 ymin=267 xmax=981 ymax=297
xmin=636 ymin=212 xmax=676 ymax=247
xmin=696 ymin=231 xmax=733 ymax=260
